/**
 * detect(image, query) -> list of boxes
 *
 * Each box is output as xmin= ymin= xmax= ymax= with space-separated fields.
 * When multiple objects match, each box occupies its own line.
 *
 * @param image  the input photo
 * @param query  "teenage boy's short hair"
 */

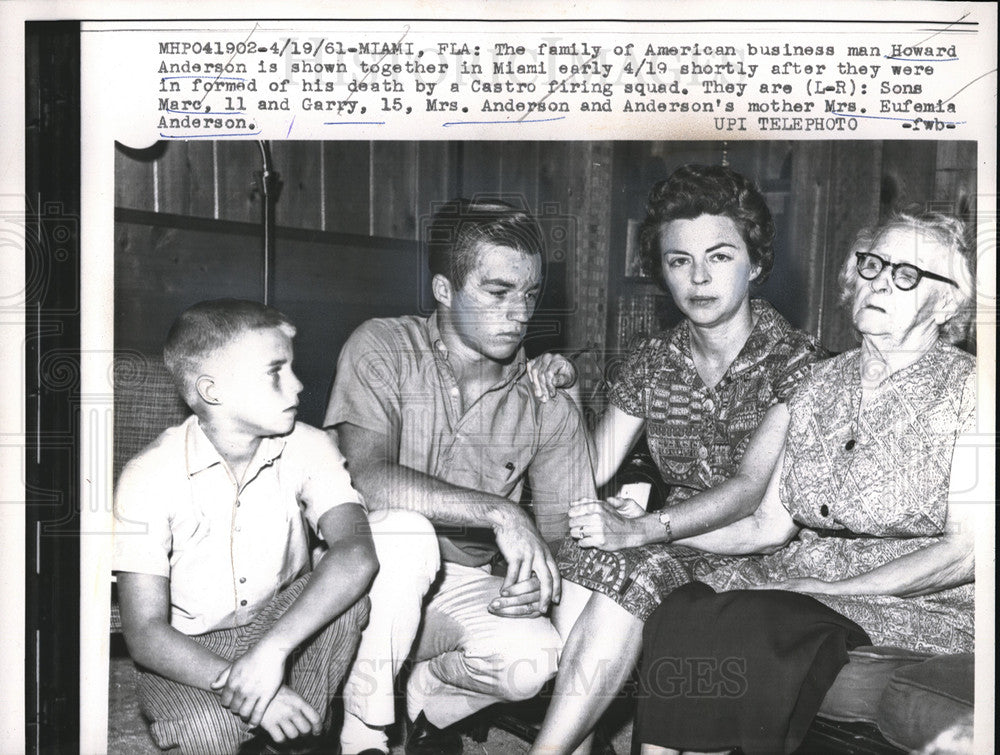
xmin=426 ymin=198 xmax=546 ymax=289
xmin=163 ymin=298 xmax=296 ymax=405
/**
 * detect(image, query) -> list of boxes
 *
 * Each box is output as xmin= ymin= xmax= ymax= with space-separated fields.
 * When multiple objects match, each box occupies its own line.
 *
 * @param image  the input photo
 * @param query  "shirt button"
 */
xmin=704 ymin=399 xmax=715 ymax=412
xmin=820 ymin=504 xmax=830 ymax=517
xmin=697 ymin=446 xmax=709 ymax=460
xmin=240 ymin=599 xmax=248 ymax=606
xmin=236 ymin=500 xmax=241 ymax=507
xmin=239 ymin=577 xmax=246 ymax=584
xmin=234 ymin=526 xmax=242 ymax=532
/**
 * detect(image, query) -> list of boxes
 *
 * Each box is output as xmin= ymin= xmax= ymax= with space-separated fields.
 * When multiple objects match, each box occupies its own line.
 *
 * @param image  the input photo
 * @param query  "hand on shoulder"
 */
xmin=526 ymin=353 xmax=577 ymax=402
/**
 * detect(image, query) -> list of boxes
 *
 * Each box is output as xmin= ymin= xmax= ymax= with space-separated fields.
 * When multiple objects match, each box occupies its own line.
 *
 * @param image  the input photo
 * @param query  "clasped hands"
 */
xmin=487 ymin=495 xmax=649 ymax=618
xmin=211 ymin=638 xmax=320 ymax=744
xmin=569 ymin=495 xmax=648 ymax=550
xmin=489 ymin=508 xmax=562 ymax=619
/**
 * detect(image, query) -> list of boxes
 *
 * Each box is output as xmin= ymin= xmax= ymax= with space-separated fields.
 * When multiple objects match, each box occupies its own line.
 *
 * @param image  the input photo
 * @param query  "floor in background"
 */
xmin=109 ymin=655 xmax=633 ymax=754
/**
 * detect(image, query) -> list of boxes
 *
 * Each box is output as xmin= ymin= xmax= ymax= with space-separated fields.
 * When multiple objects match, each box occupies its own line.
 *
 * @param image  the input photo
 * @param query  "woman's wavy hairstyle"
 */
xmin=638 ymin=164 xmax=775 ymax=284
xmin=837 ymin=211 xmax=976 ymax=344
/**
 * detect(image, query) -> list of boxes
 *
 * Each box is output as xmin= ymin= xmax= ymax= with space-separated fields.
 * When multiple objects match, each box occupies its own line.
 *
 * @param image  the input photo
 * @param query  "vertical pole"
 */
xmin=257 ymin=140 xmax=278 ymax=305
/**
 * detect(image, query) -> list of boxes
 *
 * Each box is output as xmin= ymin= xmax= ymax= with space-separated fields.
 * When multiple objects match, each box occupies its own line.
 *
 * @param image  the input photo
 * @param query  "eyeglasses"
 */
xmin=855 ymin=251 xmax=959 ymax=291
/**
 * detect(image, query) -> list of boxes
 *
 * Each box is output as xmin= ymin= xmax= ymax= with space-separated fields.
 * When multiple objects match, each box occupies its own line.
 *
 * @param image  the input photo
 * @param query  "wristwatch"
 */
xmin=657 ymin=508 xmax=673 ymax=543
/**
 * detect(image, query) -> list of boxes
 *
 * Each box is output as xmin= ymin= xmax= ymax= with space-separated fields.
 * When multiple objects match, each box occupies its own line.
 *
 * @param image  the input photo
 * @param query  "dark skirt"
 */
xmin=633 ymin=582 xmax=870 ymax=755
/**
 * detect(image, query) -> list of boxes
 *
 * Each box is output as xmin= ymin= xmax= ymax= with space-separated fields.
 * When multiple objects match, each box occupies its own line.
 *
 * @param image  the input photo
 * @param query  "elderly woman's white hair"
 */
xmin=837 ymin=211 xmax=976 ymax=345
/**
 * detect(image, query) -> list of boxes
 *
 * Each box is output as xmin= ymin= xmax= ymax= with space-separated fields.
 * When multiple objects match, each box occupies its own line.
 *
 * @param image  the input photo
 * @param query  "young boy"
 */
xmin=113 ymin=298 xmax=378 ymax=754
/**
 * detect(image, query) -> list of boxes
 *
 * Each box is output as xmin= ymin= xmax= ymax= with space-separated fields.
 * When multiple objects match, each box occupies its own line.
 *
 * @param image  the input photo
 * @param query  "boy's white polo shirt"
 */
xmin=112 ymin=416 xmax=365 ymax=635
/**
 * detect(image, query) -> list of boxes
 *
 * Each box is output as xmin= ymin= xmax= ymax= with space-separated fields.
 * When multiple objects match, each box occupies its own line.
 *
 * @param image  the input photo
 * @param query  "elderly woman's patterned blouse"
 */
xmin=781 ymin=340 xmax=975 ymax=535
xmin=608 ymin=299 xmax=824 ymax=504
xmin=700 ymin=340 xmax=977 ymax=654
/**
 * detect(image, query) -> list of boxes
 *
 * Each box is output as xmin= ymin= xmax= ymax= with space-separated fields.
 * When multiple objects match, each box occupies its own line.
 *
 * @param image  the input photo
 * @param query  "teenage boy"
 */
xmin=113 ymin=299 xmax=378 ymax=754
xmin=326 ymin=199 xmax=597 ymax=755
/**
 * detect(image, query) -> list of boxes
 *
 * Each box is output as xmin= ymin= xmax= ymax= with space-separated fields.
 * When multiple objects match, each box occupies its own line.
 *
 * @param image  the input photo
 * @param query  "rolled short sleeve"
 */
xmin=771 ymin=333 xmax=825 ymax=404
xmin=290 ymin=424 xmax=367 ymax=533
xmin=528 ymin=396 xmax=597 ymax=543
xmin=608 ymin=338 xmax=656 ymax=418
xmin=324 ymin=320 xmax=403 ymax=438
xmin=111 ymin=459 xmax=172 ymax=578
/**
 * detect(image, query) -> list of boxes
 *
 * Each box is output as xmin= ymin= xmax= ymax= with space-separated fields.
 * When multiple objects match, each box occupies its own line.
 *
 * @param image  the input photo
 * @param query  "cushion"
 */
xmin=113 ymin=351 xmax=191 ymax=485
xmin=818 ymin=645 xmax=932 ymax=722
xmin=876 ymin=653 xmax=974 ymax=751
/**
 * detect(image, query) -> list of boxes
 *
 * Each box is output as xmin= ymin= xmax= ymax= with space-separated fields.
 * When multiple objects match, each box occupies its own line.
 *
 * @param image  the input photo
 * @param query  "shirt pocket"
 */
xmin=475 ymin=445 xmax=533 ymax=498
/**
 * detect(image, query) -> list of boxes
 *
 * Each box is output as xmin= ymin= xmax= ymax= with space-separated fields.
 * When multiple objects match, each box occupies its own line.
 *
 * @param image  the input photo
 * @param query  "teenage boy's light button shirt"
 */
xmin=325 ymin=313 xmax=596 ymax=568
xmin=112 ymin=416 xmax=365 ymax=635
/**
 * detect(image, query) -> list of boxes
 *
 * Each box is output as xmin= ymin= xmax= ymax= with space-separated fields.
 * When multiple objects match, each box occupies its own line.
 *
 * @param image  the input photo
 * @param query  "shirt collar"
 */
xmin=427 ymin=310 xmax=449 ymax=359
xmin=664 ymin=299 xmax=793 ymax=383
xmin=184 ymin=416 xmax=287 ymax=478
xmin=727 ymin=299 xmax=793 ymax=378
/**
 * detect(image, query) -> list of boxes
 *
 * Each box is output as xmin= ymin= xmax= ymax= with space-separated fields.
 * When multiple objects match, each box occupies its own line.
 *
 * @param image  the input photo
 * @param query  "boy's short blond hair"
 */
xmin=163 ymin=298 xmax=296 ymax=406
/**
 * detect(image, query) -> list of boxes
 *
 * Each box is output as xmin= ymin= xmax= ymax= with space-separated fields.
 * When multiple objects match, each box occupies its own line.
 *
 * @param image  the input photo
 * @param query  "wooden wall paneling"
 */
xmin=750 ymin=142 xmax=800 ymax=330
xmin=271 ymin=141 xmax=323 ymax=230
xmin=371 ymin=141 xmax=419 ymax=239
xmin=605 ymin=143 xmax=638 ymax=356
xmin=821 ymin=142 xmax=883 ymax=352
xmin=576 ymin=141 xmax=614 ymax=342
xmin=114 ymin=144 xmax=156 ymax=211
xmin=788 ymin=141 xmax=884 ymax=350
xmin=934 ymin=142 xmax=979 ymax=352
xmin=787 ymin=142 xmax=834 ymax=340
xmin=157 ymin=141 xmax=216 ymax=218
xmin=537 ymin=141 xmax=577 ymax=318
xmin=460 ymin=141 xmax=507 ymax=203
xmin=650 ymin=141 xmax=720 ymax=176
xmin=115 ymin=221 xmax=262 ymax=355
xmin=880 ymin=141 xmax=939 ymax=217
xmin=155 ymin=142 xmax=191 ymax=216
xmin=414 ymin=141 xmax=456 ymax=236
xmin=524 ymin=143 xmax=568 ymax=360
xmin=273 ymin=236 xmax=425 ymax=424
xmin=538 ymin=142 xmax=613 ymax=399
xmin=322 ymin=140 xmax=372 ymax=235
xmin=498 ymin=140 xmax=540 ymax=211
xmin=746 ymin=140 xmax=795 ymax=185
xmin=215 ymin=141 xmax=265 ymax=223
xmin=605 ymin=142 xmax=677 ymax=355
xmin=933 ymin=141 xmax=978 ymax=218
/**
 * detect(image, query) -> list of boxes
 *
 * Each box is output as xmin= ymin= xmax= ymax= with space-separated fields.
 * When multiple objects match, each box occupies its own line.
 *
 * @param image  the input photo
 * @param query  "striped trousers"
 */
xmin=139 ymin=574 xmax=370 ymax=754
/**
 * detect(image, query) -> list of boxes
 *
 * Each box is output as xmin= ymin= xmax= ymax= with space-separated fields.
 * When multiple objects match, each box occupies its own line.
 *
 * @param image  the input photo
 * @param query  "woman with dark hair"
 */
xmin=527 ymin=165 xmax=825 ymax=754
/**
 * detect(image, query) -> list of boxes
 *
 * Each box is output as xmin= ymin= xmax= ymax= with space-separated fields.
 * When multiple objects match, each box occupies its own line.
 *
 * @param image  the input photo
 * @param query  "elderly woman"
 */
xmin=524 ymin=165 xmax=825 ymax=755
xmin=635 ymin=211 xmax=977 ymax=754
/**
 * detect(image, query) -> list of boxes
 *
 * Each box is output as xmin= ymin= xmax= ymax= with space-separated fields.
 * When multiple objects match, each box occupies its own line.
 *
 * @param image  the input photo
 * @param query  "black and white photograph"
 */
xmin=3 ymin=5 xmax=996 ymax=755
xmin=104 ymin=138 xmax=983 ymax=755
